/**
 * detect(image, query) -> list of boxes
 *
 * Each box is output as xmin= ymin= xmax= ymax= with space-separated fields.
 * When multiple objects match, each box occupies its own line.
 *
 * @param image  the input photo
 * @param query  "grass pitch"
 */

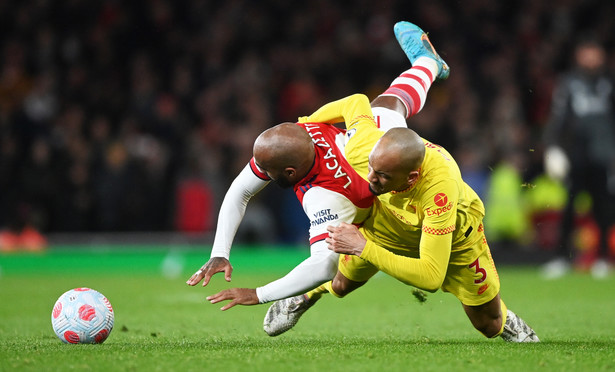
xmin=0 ymin=246 xmax=614 ymax=371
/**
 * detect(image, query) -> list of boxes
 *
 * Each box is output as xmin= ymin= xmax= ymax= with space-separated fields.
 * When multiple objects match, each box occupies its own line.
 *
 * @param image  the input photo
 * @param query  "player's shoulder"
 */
xmin=301 ymin=186 xmax=355 ymax=213
xmin=420 ymin=141 xmax=462 ymax=187
xmin=422 ymin=139 xmax=456 ymax=166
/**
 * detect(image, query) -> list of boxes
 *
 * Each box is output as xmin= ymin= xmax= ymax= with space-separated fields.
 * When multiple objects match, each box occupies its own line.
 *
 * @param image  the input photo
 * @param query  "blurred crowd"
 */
xmin=0 ymin=0 xmax=614 ymax=251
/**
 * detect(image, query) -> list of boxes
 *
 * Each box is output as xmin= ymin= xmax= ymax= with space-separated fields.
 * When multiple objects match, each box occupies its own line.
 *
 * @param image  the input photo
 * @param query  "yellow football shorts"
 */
xmin=338 ymin=227 xmax=501 ymax=307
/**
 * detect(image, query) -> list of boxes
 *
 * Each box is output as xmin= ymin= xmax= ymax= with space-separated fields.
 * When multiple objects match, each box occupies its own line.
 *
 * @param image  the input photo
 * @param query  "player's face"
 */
xmin=366 ymin=157 xmax=412 ymax=195
xmin=257 ymin=162 xmax=295 ymax=189
xmin=272 ymin=174 xmax=294 ymax=188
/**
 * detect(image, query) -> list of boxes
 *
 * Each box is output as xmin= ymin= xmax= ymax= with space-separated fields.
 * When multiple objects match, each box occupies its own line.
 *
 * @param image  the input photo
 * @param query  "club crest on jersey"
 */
xmin=346 ymin=128 xmax=357 ymax=141
xmin=478 ymin=284 xmax=489 ymax=295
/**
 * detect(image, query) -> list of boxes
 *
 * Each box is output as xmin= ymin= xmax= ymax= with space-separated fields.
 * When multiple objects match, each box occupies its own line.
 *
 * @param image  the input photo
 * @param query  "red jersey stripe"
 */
xmin=309 ymin=232 xmax=329 ymax=245
xmin=249 ymin=157 xmax=270 ymax=181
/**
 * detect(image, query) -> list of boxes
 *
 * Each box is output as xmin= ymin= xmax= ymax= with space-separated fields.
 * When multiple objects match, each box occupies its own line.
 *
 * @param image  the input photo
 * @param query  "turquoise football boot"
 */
xmin=394 ymin=21 xmax=450 ymax=80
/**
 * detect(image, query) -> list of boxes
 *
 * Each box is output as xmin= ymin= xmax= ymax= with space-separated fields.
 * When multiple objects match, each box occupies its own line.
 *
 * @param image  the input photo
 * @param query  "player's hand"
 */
xmin=186 ymin=257 xmax=233 ymax=287
xmin=207 ymin=288 xmax=259 ymax=311
xmin=326 ymin=222 xmax=367 ymax=256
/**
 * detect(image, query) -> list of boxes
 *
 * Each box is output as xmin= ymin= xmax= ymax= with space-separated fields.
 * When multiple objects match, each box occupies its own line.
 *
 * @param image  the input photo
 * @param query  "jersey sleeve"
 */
xmin=209 ymin=162 xmax=270 ymax=259
xmin=298 ymin=94 xmax=376 ymax=128
xmin=255 ymin=187 xmax=357 ymax=303
xmin=359 ymin=179 xmax=459 ymax=292
xmin=302 ymin=187 xmax=358 ymax=244
xmin=360 ymin=232 xmax=451 ymax=292
xmin=420 ymin=179 xmax=459 ymax=237
xmin=255 ymin=240 xmax=338 ymax=303
xmin=297 ymin=94 xmax=381 ymax=179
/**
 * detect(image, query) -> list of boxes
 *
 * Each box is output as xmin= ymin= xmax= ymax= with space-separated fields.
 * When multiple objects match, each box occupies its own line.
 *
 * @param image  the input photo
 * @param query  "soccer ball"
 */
xmin=51 ymin=288 xmax=114 ymax=344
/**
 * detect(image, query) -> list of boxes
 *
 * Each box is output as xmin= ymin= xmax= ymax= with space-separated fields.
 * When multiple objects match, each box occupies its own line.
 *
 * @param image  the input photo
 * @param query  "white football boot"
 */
xmin=263 ymin=294 xmax=314 ymax=336
xmin=500 ymin=309 xmax=540 ymax=342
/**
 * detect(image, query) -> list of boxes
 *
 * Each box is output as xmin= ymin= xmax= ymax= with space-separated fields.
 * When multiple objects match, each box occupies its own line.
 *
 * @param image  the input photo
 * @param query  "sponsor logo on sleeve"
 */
xmin=434 ymin=193 xmax=448 ymax=206
xmin=311 ymin=209 xmax=339 ymax=227
xmin=426 ymin=193 xmax=453 ymax=217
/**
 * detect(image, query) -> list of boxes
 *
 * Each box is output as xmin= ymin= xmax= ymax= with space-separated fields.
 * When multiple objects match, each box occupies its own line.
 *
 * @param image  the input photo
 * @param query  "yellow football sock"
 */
xmin=305 ymin=281 xmax=343 ymax=301
xmin=495 ymin=299 xmax=508 ymax=337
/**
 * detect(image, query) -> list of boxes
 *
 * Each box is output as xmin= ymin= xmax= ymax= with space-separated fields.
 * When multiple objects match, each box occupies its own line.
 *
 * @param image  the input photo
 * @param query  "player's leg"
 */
xmin=263 ymin=255 xmax=377 ymax=336
xmin=344 ymin=21 xmax=447 ymax=170
xmin=462 ymin=293 xmax=503 ymax=338
xmin=371 ymin=21 xmax=447 ymax=129
xmin=442 ymin=255 xmax=506 ymax=339
xmin=462 ymin=292 xmax=539 ymax=342
xmin=305 ymin=267 xmax=368 ymax=300
xmin=394 ymin=21 xmax=449 ymax=81
xmin=372 ymin=58 xmax=438 ymax=122
xmin=444 ymin=227 xmax=539 ymax=342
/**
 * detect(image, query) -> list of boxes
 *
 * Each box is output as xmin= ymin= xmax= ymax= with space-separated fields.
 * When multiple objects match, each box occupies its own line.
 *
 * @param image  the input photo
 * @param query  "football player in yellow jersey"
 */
xmin=204 ymin=21 xmax=538 ymax=342
xmin=263 ymin=23 xmax=539 ymax=342
xmin=203 ymin=21 xmax=442 ymax=307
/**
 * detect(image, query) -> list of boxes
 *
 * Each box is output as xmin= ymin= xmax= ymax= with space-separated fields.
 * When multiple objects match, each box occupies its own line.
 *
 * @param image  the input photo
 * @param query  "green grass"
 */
xmin=1 ymin=247 xmax=614 ymax=371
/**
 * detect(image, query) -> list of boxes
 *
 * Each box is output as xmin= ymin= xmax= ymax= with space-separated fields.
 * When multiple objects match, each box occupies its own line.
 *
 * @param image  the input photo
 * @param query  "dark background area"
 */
xmin=0 ymin=0 xmax=613 ymax=253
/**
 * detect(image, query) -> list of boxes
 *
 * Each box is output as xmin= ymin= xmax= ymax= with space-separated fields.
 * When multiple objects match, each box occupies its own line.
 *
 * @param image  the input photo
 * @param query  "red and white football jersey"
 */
xmin=249 ymin=122 xmax=374 ymax=245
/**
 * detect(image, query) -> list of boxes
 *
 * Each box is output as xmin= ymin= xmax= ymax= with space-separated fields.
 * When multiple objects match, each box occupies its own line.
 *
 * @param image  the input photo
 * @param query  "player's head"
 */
xmin=367 ymin=128 xmax=425 ymax=195
xmin=253 ymin=123 xmax=315 ymax=188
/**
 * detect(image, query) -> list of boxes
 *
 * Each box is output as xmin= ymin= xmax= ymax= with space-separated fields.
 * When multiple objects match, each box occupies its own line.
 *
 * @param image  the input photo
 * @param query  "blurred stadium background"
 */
xmin=0 ymin=0 xmax=614 ymax=267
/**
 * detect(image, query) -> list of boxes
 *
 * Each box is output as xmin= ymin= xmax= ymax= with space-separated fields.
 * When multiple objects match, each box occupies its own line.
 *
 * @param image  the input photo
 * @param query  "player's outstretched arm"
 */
xmin=207 ymin=288 xmax=258 ymax=311
xmin=186 ymin=257 xmax=233 ymax=287
xmin=187 ymin=163 xmax=269 ymax=287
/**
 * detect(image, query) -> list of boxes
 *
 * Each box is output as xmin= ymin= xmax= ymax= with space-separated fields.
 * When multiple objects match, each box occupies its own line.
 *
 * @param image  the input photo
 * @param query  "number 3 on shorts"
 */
xmin=469 ymin=258 xmax=487 ymax=284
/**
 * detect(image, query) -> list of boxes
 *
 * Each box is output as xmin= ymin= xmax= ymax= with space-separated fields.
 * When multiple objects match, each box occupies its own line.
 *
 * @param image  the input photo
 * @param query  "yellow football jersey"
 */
xmin=358 ymin=138 xmax=486 ymax=264
xmin=301 ymin=93 xmax=487 ymax=270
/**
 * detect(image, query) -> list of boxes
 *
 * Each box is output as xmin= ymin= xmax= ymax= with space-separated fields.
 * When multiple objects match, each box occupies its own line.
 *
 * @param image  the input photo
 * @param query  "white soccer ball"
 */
xmin=51 ymin=287 xmax=114 ymax=344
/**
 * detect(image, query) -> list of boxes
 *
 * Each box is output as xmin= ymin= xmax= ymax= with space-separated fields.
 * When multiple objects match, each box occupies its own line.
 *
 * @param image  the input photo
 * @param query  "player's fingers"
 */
xmin=224 ymin=266 xmax=233 ymax=282
xmin=202 ymin=266 xmax=224 ymax=286
xmin=186 ymin=271 xmax=203 ymax=285
xmin=220 ymin=300 xmax=238 ymax=311
xmin=202 ymin=272 xmax=213 ymax=287
xmin=326 ymin=238 xmax=347 ymax=254
xmin=206 ymin=291 xmax=225 ymax=303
